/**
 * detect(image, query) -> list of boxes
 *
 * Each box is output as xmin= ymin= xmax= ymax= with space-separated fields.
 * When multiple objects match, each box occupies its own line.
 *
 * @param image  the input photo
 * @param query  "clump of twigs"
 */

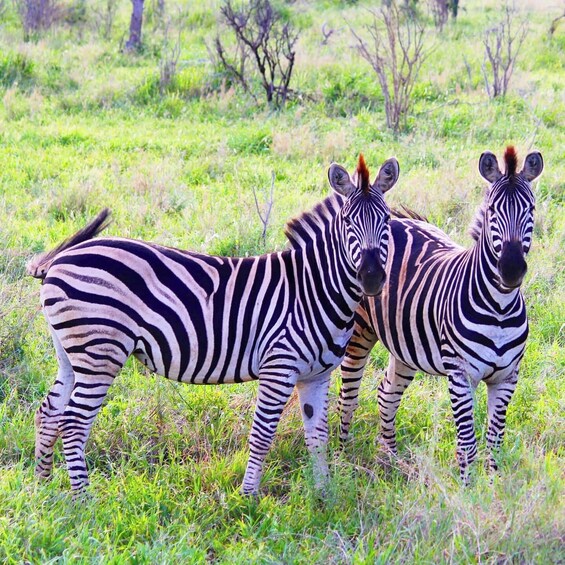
xmin=549 ymin=9 xmax=564 ymax=37
xmin=159 ymin=16 xmax=182 ymax=93
xmin=350 ymin=1 xmax=429 ymax=132
xmin=252 ymin=171 xmax=275 ymax=247
xmin=14 ymin=0 xmax=62 ymax=40
xmin=428 ymin=0 xmax=449 ymax=31
xmin=481 ymin=3 xmax=528 ymax=98
xmin=0 ymin=0 xmax=8 ymax=20
xmin=92 ymin=0 xmax=118 ymax=39
xmin=214 ymin=0 xmax=299 ymax=108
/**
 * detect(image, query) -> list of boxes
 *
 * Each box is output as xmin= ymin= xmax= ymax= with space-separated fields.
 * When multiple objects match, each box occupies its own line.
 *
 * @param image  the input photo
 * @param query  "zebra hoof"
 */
xmin=71 ymin=487 xmax=92 ymax=502
xmin=239 ymin=486 xmax=260 ymax=498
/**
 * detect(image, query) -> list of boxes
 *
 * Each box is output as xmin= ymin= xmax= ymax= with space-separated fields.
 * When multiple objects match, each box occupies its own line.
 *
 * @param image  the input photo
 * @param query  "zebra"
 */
xmin=337 ymin=147 xmax=544 ymax=484
xmin=28 ymin=154 xmax=400 ymax=495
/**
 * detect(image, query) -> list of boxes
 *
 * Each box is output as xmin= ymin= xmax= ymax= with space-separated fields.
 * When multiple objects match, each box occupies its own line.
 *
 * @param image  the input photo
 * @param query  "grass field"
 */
xmin=0 ymin=0 xmax=564 ymax=562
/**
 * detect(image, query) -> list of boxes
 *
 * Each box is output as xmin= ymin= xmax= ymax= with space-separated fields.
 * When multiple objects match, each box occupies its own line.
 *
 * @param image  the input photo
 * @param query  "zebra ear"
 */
xmin=521 ymin=151 xmax=544 ymax=181
xmin=479 ymin=152 xmax=502 ymax=183
xmin=374 ymin=157 xmax=400 ymax=194
xmin=328 ymin=164 xmax=356 ymax=197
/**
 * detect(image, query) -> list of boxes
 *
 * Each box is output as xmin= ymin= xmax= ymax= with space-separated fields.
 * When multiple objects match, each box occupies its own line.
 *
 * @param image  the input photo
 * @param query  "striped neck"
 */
xmin=306 ymin=214 xmax=364 ymax=317
xmin=472 ymin=224 xmax=523 ymax=312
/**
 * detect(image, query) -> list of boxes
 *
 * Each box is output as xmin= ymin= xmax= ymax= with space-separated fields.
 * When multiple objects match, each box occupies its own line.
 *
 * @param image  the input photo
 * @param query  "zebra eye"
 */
xmin=344 ymin=216 xmax=352 ymax=226
xmin=529 ymin=205 xmax=536 ymax=213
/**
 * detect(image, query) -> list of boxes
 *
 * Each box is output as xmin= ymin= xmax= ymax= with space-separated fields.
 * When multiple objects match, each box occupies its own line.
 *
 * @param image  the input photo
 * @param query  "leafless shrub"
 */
xmin=481 ymin=3 xmax=528 ymax=98
xmin=14 ymin=0 xmax=63 ymax=39
xmin=549 ymin=10 xmax=564 ymax=37
xmin=0 ymin=0 xmax=8 ymax=20
xmin=350 ymin=1 xmax=429 ymax=132
xmin=252 ymin=171 xmax=275 ymax=247
xmin=92 ymin=0 xmax=118 ymax=39
xmin=159 ymin=17 xmax=182 ymax=93
xmin=428 ymin=0 xmax=449 ymax=31
xmin=321 ymin=22 xmax=339 ymax=45
xmin=215 ymin=0 xmax=299 ymax=108
xmin=149 ymin=0 xmax=166 ymax=30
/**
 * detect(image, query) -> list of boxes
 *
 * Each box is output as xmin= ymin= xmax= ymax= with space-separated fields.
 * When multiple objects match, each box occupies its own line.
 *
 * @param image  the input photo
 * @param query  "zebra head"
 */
xmin=328 ymin=155 xmax=399 ymax=296
xmin=478 ymin=147 xmax=544 ymax=290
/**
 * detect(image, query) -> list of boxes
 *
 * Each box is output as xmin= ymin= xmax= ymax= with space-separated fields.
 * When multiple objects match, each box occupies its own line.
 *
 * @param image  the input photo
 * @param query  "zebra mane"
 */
xmin=469 ymin=189 xmax=489 ymax=241
xmin=391 ymin=205 xmax=429 ymax=223
xmin=284 ymin=193 xmax=345 ymax=250
xmin=357 ymin=154 xmax=370 ymax=194
xmin=504 ymin=146 xmax=518 ymax=176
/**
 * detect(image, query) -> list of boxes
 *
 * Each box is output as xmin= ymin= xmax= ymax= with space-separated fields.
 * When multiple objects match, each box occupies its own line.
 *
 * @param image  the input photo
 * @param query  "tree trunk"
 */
xmin=125 ymin=0 xmax=145 ymax=51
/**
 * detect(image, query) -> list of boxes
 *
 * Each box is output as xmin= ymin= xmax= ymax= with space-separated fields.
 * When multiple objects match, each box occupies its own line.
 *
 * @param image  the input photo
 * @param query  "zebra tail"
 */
xmin=26 ymin=208 xmax=112 ymax=279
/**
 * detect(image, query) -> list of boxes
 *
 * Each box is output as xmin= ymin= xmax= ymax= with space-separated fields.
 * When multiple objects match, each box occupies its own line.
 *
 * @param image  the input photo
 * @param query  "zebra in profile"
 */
xmin=28 ymin=154 xmax=400 ymax=495
xmin=337 ymin=148 xmax=543 ymax=483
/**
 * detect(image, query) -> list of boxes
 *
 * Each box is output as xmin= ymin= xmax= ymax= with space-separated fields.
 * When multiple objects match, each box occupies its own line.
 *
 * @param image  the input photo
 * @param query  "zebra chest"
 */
xmin=442 ymin=323 xmax=526 ymax=384
xmin=293 ymin=323 xmax=356 ymax=379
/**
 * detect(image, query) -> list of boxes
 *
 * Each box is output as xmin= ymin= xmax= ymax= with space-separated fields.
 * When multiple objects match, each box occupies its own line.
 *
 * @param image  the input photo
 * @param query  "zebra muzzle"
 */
xmin=358 ymin=249 xmax=386 ymax=296
xmin=497 ymin=241 xmax=527 ymax=289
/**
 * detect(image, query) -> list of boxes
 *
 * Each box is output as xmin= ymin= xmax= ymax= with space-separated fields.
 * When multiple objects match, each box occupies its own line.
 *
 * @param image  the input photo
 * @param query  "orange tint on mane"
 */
xmin=504 ymin=146 xmax=518 ymax=176
xmin=357 ymin=154 xmax=370 ymax=194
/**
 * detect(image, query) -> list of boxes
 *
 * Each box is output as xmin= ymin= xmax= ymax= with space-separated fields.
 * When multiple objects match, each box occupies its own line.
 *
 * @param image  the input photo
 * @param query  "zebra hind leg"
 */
xmin=338 ymin=319 xmax=378 ymax=444
xmin=485 ymin=372 xmax=518 ymax=475
xmin=447 ymin=371 xmax=478 ymax=486
xmin=378 ymin=357 xmax=415 ymax=456
xmin=241 ymin=370 xmax=298 ymax=496
xmin=35 ymin=330 xmax=75 ymax=479
xmin=296 ymin=372 xmax=331 ymax=493
xmin=59 ymin=346 xmax=128 ymax=495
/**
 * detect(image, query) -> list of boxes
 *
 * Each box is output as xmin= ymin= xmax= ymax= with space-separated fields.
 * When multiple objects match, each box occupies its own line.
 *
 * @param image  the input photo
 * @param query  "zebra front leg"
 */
xmin=486 ymin=372 xmax=518 ymax=474
xmin=296 ymin=372 xmax=331 ymax=492
xmin=35 ymin=330 xmax=75 ymax=479
xmin=241 ymin=371 xmax=297 ymax=496
xmin=378 ymin=357 xmax=415 ymax=455
xmin=339 ymin=317 xmax=378 ymax=444
xmin=448 ymin=371 xmax=478 ymax=486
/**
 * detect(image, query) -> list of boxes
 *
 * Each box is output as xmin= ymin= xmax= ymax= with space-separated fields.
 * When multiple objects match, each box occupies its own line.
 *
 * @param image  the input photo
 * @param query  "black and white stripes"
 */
xmin=338 ymin=148 xmax=543 ymax=483
xmin=30 ymin=154 xmax=399 ymax=495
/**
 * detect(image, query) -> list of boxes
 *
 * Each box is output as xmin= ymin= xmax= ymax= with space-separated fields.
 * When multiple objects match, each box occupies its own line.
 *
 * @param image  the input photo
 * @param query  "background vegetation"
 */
xmin=0 ymin=0 xmax=563 ymax=562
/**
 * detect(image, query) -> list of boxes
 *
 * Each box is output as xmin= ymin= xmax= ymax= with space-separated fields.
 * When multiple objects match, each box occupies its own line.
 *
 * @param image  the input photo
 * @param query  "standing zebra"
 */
xmin=338 ymin=148 xmax=543 ymax=483
xmin=28 ymin=154 xmax=400 ymax=495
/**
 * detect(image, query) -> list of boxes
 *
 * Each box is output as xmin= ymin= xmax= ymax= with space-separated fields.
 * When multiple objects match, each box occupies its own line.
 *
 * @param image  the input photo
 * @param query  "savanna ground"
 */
xmin=0 ymin=0 xmax=563 ymax=562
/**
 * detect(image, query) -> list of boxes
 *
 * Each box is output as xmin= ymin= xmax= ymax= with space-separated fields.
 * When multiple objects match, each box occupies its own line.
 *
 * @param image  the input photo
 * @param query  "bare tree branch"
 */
xmin=481 ymin=3 xmax=528 ymax=98
xmin=252 ymin=171 xmax=275 ymax=247
xmin=215 ymin=0 xmax=299 ymax=108
xmin=350 ymin=2 xmax=429 ymax=132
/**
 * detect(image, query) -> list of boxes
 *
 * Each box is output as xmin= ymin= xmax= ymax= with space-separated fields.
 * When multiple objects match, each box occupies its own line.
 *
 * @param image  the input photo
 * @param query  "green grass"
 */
xmin=1 ymin=0 xmax=564 ymax=562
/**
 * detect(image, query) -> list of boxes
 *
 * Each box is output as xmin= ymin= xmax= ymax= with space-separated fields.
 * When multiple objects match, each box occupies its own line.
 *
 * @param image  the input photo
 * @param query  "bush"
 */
xmin=214 ymin=0 xmax=299 ymax=108
xmin=0 ymin=52 xmax=35 ymax=89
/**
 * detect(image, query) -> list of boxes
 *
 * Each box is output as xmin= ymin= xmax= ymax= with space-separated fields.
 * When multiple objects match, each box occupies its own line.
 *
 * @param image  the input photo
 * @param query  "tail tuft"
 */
xmin=391 ymin=205 xmax=429 ymax=223
xmin=27 ymin=209 xmax=111 ymax=279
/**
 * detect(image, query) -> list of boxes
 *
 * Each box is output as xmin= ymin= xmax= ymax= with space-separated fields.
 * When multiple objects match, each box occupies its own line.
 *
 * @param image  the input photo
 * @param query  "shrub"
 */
xmin=0 ymin=52 xmax=35 ymax=89
xmin=350 ymin=1 xmax=429 ymax=132
xmin=13 ymin=0 xmax=63 ymax=40
xmin=214 ymin=0 xmax=299 ymax=108
xmin=481 ymin=3 xmax=528 ymax=98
